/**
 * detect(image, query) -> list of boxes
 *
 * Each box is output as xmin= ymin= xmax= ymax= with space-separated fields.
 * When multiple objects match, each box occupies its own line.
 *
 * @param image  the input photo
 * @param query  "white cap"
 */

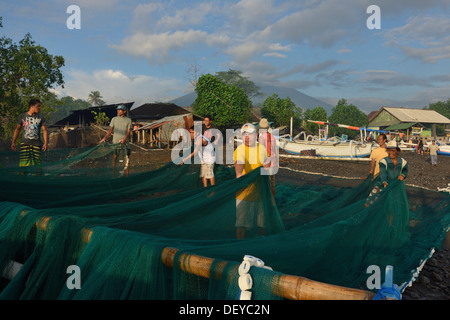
xmin=241 ymin=123 xmax=256 ymax=134
xmin=386 ymin=140 xmax=398 ymax=149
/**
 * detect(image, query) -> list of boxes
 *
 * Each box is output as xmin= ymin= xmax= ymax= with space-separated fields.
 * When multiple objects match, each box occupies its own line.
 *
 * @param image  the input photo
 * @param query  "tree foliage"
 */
xmin=303 ymin=106 xmax=328 ymax=133
xmin=0 ymin=20 xmax=65 ymax=139
xmin=261 ymin=93 xmax=301 ymax=128
xmin=214 ymin=69 xmax=263 ymax=100
xmin=424 ymin=99 xmax=450 ymax=119
xmin=424 ymin=99 xmax=450 ymax=136
xmin=328 ymin=99 xmax=368 ymax=138
xmin=47 ymin=94 xmax=91 ymax=124
xmin=88 ymin=91 xmax=105 ymax=106
xmin=91 ymin=110 xmax=110 ymax=127
xmin=193 ymin=73 xmax=252 ymax=128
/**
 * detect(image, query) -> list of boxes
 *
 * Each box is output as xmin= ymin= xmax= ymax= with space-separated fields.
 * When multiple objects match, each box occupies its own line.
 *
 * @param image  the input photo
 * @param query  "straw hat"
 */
xmin=259 ymin=118 xmax=269 ymax=129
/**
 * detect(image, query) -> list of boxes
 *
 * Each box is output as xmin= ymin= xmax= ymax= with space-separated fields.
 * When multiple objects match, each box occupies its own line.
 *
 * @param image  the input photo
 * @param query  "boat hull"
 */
xmin=437 ymin=146 xmax=450 ymax=156
xmin=277 ymin=138 xmax=373 ymax=158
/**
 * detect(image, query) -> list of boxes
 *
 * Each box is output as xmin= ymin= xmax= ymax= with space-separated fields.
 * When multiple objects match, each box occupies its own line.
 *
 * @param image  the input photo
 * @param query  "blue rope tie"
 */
xmin=373 ymin=286 xmax=402 ymax=300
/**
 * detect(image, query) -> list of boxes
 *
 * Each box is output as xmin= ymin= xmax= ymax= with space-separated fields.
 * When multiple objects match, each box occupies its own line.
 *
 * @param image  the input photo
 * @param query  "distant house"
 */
xmin=50 ymin=102 xmax=134 ymax=129
xmin=129 ymin=103 xmax=203 ymax=148
xmin=368 ymin=107 xmax=450 ymax=138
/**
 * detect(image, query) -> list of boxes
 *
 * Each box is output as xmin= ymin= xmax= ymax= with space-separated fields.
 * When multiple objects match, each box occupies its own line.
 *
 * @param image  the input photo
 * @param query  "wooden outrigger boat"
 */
xmin=276 ymin=120 xmax=375 ymax=159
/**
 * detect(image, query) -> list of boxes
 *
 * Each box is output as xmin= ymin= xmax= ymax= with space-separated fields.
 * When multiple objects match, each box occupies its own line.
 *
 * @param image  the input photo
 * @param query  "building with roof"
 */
xmin=129 ymin=103 xmax=203 ymax=148
xmin=51 ymin=102 xmax=134 ymax=128
xmin=368 ymin=107 xmax=450 ymax=138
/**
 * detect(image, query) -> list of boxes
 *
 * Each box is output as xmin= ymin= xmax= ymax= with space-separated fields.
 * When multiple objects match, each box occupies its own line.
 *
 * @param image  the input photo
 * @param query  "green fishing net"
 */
xmin=0 ymin=143 xmax=449 ymax=300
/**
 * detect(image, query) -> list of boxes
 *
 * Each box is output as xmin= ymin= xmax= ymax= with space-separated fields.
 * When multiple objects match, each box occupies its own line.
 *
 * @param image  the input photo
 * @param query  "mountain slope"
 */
xmin=170 ymin=84 xmax=335 ymax=115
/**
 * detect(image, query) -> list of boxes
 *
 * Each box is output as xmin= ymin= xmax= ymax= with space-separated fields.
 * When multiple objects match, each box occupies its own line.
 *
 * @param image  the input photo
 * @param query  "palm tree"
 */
xmin=88 ymin=91 xmax=105 ymax=106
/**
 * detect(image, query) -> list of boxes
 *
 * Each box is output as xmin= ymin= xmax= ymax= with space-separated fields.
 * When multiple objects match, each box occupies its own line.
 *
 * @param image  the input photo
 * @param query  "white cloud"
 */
xmin=156 ymin=3 xmax=214 ymax=30
xmin=263 ymin=52 xmax=287 ymax=58
xmin=60 ymin=69 xmax=183 ymax=104
xmin=384 ymin=16 xmax=450 ymax=63
xmin=268 ymin=43 xmax=291 ymax=52
xmin=338 ymin=48 xmax=352 ymax=54
xmin=228 ymin=0 xmax=282 ymax=31
xmin=111 ymin=30 xmax=210 ymax=63
xmin=351 ymin=70 xmax=426 ymax=87
xmin=259 ymin=0 xmax=364 ymax=48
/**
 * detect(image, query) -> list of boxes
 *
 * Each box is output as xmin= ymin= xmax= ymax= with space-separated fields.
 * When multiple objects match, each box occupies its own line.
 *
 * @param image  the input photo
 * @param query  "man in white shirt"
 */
xmin=181 ymin=126 xmax=216 ymax=187
xmin=428 ymin=140 xmax=440 ymax=166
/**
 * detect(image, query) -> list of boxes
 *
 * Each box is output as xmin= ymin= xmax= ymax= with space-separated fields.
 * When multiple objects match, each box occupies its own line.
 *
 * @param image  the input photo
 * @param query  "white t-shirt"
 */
xmin=196 ymin=135 xmax=215 ymax=164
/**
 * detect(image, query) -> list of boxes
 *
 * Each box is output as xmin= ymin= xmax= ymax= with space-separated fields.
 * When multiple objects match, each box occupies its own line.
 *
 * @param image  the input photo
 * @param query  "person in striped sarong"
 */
xmin=11 ymin=99 xmax=48 ymax=168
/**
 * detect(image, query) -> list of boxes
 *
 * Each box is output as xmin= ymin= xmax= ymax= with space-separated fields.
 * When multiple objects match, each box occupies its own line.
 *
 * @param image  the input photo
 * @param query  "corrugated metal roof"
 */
xmin=384 ymin=107 xmax=450 ymax=124
xmin=384 ymin=122 xmax=417 ymax=130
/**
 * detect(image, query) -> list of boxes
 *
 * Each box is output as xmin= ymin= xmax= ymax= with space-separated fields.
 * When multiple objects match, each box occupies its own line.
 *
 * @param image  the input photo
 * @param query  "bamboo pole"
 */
xmin=279 ymin=154 xmax=371 ymax=161
xmin=33 ymin=216 xmax=375 ymax=300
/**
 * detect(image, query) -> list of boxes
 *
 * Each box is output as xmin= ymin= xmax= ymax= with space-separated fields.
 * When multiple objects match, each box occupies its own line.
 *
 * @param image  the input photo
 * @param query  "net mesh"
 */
xmin=0 ymin=144 xmax=449 ymax=300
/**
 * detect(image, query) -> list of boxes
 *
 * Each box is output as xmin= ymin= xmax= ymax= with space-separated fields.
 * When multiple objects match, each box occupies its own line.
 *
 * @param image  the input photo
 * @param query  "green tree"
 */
xmin=214 ymin=69 xmax=263 ymax=100
xmin=303 ymin=106 xmax=328 ymax=134
xmin=0 ymin=20 xmax=65 ymax=140
xmin=47 ymin=95 xmax=91 ymax=124
xmin=87 ymin=91 xmax=105 ymax=106
xmin=261 ymin=93 xmax=301 ymax=128
xmin=91 ymin=110 xmax=110 ymax=127
xmin=328 ymin=99 xmax=368 ymax=138
xmin=193 ymin=74 xmax=252 ymax=128
xmin=424 ymin=99 xmax=450 ymax=119
xmin=424 ymin=99 xmax=450 ymax=136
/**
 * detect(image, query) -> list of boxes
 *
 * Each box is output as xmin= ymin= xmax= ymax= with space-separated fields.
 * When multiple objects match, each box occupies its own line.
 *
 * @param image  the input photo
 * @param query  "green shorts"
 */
xmin=19 ymin=144 xmax=42 ymax=167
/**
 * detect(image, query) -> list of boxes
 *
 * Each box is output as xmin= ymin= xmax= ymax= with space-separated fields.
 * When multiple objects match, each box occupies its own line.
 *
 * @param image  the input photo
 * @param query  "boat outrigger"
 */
xmin=277 ymin=119 xmax=375 ymax=159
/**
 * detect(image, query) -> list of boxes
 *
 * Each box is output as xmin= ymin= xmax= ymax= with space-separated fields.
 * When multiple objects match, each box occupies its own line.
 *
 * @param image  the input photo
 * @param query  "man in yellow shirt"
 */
xmin=369 ymin=134 xmax=388 ymax=177
xmin=234 ymin=123 xmax=271 ymax=239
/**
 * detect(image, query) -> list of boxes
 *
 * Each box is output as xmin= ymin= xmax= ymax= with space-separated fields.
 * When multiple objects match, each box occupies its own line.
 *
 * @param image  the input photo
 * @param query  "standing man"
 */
xmin=379 ymin=141 xmax=408 ymax=188
xmin=202 ymin=115 xmax=221 ymax=145
xmin=428 ymin=140 xmax=440 ymax=166
xmin=234 ymin=123 xmax=271 ymax=239
xmin=11 ymin=99 xmax=48 ymax=167
xmin=365 ymin=140 xmax=408 ymax=208
xmin=258 ymin=118 xmax=278 ymax=197
xmin=100 ymin=105 xmax=132 ymax=176
xmin=180 ymin=126 xmax=216 ymax=187
xmin=369 ymin=134 xmax=388 ymax=177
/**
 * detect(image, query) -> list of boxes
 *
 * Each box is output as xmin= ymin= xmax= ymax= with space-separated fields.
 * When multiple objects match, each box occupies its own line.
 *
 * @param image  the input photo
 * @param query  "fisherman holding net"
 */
xmin=234 ymin=123 xmax=271 ymax=239
xmin=365 ymin=140 xmax=408 ymax=207
xmin=99 ymin=104 xmax=132 ymax=176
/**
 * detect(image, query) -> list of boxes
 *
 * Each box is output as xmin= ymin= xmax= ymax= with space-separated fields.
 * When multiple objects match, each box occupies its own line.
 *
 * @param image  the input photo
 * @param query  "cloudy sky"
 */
xmin=2 ymin=0 xmax=450 ymax=113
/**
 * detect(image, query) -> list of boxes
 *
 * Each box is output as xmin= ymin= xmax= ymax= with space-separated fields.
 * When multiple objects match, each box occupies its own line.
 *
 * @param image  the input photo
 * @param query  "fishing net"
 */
xmin=0 ymin=143 xmax=449 ymax=300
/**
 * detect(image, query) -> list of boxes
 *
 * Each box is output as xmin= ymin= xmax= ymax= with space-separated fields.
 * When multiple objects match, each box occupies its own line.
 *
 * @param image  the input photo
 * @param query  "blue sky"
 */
xmin=2 ymin=0 xmax=450 ymax=113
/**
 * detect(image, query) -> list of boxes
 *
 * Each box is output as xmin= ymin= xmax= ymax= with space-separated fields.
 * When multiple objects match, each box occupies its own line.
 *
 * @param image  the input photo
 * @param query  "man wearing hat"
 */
xmin=258 ymin=118 xmax=278 ymax=197
xmin=379 ymin=140 xmax=408 ymax=188
xmin=100 ymin=104 xmax=132 ymax=176
xmin=234 ymin=123 xmax=271 ymax=239
xmin=365 ymin=140 xmax=408 ymax=207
